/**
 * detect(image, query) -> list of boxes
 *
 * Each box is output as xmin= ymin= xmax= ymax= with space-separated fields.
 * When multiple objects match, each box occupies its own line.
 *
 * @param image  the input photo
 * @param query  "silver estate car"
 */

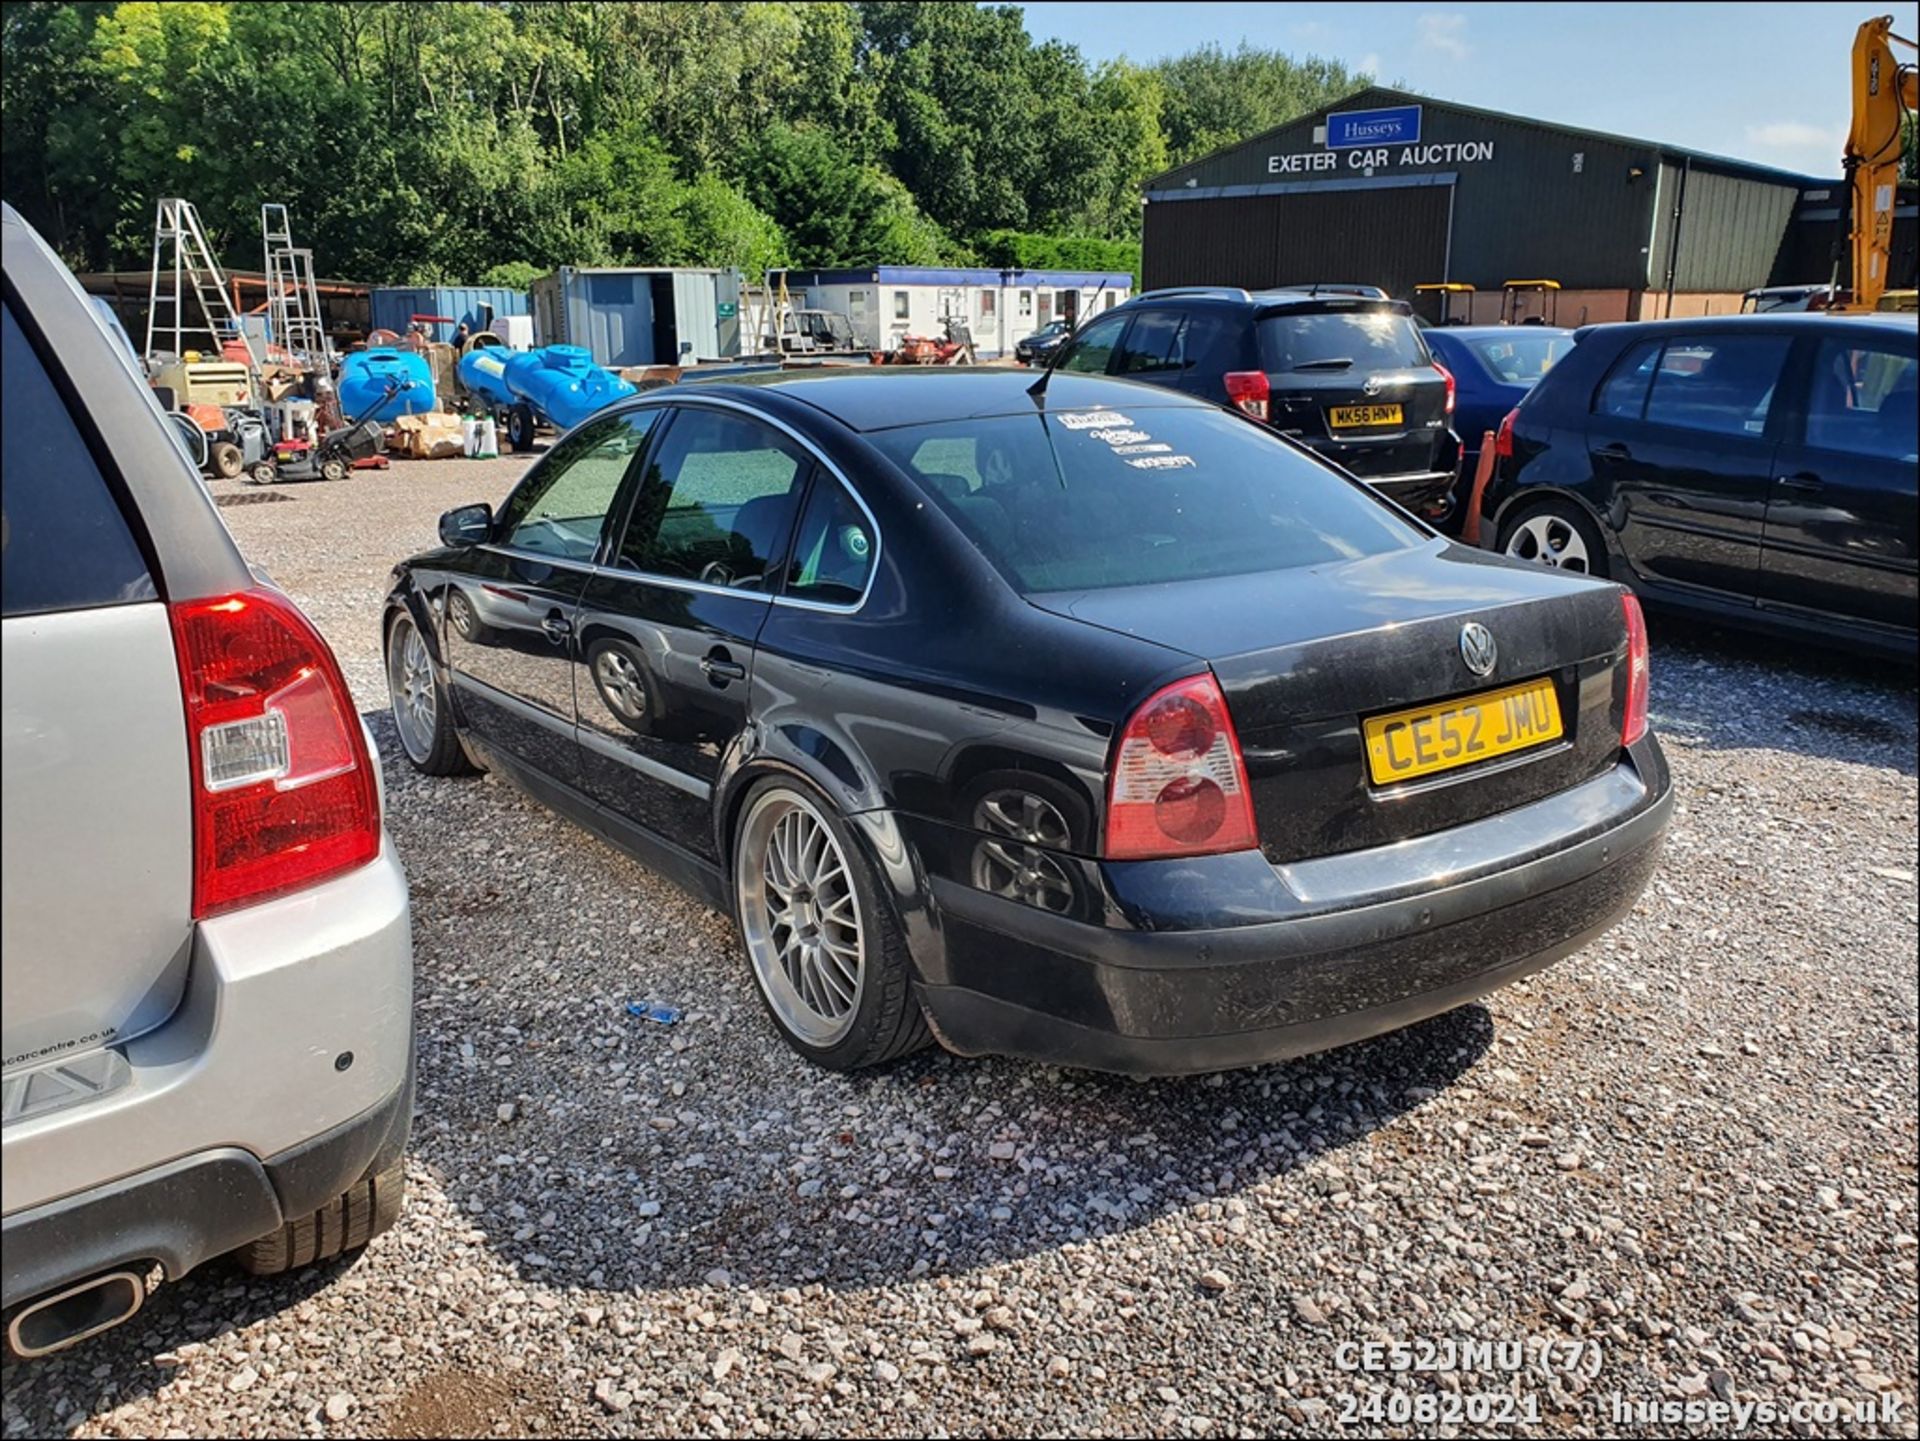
xmin=1 ymin=204 xmax=413 ymax=1357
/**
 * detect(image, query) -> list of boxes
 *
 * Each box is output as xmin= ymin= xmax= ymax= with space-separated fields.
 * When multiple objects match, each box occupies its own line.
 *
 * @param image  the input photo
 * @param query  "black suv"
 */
xmin=1479 ymin=312 xmax=1917 ymax=656
xmin=1047 ymin=287 xmax=1461 ymax=522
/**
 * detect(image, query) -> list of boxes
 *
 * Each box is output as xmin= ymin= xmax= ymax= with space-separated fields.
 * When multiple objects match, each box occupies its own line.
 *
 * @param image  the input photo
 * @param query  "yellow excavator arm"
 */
xmin=1842 ymin=15 xmax=1918 ymax=311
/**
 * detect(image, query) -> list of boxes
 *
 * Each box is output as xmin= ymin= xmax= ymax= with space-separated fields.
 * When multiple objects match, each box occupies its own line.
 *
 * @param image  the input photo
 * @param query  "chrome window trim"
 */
xmin=598 ymin=394 xmax=883 ymax=616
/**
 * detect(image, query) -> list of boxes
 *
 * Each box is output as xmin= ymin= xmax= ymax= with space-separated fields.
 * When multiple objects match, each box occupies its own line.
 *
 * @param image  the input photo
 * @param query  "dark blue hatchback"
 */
xmin=1424 ymin=325 xmax=1575 ymax=474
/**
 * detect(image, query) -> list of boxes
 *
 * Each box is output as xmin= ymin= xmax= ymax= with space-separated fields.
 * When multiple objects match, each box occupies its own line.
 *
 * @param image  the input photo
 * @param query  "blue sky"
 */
xmin=1013 ymin=1 xmax=1888 ymax=179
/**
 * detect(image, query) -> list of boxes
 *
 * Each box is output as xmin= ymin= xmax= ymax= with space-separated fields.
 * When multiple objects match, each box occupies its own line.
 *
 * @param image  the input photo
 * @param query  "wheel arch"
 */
xmin=1488 ymin=484 xmax=1627 ymax=574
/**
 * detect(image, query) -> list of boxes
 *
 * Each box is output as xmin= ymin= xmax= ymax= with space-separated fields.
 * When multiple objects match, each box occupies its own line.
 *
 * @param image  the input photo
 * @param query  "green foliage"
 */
xmin=0 ymin=1 xmax=1373 ymax=282
xmin=478 ymin=260 xmax=542 ymax=291
xmin=977 ymin=231 xmax=1142 ymax=285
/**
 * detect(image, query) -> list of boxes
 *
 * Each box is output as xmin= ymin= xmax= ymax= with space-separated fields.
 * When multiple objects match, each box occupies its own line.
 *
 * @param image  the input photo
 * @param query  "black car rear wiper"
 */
xmin=1287 ymin=358 xmax=1355 ymax=371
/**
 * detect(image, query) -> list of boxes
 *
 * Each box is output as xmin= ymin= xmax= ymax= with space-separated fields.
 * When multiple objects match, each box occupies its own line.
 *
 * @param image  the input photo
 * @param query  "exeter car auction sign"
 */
xmin=1268 ymin=104 xmax=1496 ymax=176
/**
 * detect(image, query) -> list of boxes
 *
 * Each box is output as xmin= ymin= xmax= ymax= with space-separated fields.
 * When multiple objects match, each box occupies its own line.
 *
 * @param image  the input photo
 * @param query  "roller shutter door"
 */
xmin=1143 ymin=185 xmax=1452 ymax=297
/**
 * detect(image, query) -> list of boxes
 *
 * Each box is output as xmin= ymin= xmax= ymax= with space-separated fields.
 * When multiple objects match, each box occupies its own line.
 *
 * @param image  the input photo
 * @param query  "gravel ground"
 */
xmin=5 ymin=455 xmax=1916 ymax=1439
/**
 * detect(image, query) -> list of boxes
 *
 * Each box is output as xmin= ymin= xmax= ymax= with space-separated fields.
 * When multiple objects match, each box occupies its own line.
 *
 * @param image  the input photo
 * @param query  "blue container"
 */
xmin=458 ymin=345 xmax=636 ymax=431
xmin=368 ymin=286 xmax=530 ymax=340
xmin=338 ymin=348 xmax=436 ymax=424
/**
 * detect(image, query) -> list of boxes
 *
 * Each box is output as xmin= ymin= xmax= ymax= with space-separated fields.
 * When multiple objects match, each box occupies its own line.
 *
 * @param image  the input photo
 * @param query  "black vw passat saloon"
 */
xmin=384 ymin=369 xmax=1671 ymax=1075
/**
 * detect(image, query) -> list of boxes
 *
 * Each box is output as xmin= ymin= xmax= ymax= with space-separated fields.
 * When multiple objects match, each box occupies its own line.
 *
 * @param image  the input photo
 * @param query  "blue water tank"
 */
xmin=338 ymin=349 xmax=436 ymax=424
xmin=459 ymin=345 xmax=636 ymax=430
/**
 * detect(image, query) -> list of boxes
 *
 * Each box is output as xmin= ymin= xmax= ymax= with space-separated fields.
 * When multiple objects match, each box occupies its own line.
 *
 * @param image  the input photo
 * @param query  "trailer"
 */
xmin=456 ymin=344 xmax=638 ymax=451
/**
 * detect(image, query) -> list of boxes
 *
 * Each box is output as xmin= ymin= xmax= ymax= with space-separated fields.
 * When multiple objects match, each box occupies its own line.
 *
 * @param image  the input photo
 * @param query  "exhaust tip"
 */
xmin=7 ymin=1270 xmax=145 ymax=1359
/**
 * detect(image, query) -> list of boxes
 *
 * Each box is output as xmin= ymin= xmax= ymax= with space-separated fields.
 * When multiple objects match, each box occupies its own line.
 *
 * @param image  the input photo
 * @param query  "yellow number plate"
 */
xmin=1329 ymin=403 xmax=1404 ymax=429
xmin=1364 ymin=677 xmax=1563 ymax=785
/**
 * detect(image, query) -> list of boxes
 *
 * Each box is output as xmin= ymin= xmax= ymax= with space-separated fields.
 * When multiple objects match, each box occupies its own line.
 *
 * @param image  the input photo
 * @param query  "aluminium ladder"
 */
xmin=144 ymin=197 xmax=258 ymax=367
xmin=260 ymin=203 xmax=330 ymax=367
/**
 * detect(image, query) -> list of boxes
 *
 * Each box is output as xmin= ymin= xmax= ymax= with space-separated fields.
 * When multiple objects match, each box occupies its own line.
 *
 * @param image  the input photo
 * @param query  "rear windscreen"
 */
xmin=1260 ymin=309 xmax=1428 ymax=371
xmin=1466 ymin=332 xmax=1575 ymax=384
xmin=870 ymin=405 xmax=1424 ymax=593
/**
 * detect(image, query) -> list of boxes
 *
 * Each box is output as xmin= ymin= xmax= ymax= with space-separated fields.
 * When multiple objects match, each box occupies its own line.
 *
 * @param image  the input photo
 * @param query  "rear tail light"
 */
xmin=1105 ymin=674 xmax=1258 ymax=861
xmin=169 ymin=588 xmax=380 ymax=917
xmin=1222 ymin=370 xmax=1270 ymax=422
xmin=1620 ymin=591 xmax=1650 ymax=746
xmin=1493 ymin=407 xmax=1518 ymax=459
xmin=1433 ymin=361 xmax=1456 ymax=416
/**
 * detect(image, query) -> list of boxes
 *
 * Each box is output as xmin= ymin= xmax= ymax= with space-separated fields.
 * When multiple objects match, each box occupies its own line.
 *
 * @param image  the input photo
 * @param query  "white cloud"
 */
xmin=1744 ymin=120 xmax=1847 ymax=173
xmin=1417 ymin=13 xmax=1471 ymax=60
xmin=1747 ymin=121 xmax=1842 ymax=149
xmin=1357 ymin=53 xmax=1382 ymax=78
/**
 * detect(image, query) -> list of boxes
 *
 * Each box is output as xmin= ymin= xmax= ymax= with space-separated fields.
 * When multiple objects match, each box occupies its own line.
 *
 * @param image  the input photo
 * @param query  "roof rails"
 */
xmin=1132 ymin=286 xmax=1253 ymax=302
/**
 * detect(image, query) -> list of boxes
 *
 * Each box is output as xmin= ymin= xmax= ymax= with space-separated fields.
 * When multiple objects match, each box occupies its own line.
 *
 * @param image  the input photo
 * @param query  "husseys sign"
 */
xmin=1268 ymin=104 xmax=1496 ymax=175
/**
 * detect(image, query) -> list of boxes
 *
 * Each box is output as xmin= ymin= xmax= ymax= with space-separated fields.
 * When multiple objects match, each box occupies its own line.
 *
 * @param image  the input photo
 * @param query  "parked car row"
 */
xmin=5 ymin=190 xmax=1906 ymax=1363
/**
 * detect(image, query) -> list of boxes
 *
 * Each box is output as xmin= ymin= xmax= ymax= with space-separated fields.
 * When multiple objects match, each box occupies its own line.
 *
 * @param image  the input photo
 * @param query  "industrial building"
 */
xmin=1141 ymin=86 xmax=1918 ymax=324
xmin=530 ymin=266 xmax=745 ymax=368
xmin=782 ymin=266 xmax=1134 ymax=355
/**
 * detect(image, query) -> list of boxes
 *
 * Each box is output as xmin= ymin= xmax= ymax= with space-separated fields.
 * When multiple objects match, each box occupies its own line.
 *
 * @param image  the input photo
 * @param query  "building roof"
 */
xmin=785 ymin=266 xmax=1134 ymax=290
xmin=1144 ymin=86 xmax=1837 ymax=193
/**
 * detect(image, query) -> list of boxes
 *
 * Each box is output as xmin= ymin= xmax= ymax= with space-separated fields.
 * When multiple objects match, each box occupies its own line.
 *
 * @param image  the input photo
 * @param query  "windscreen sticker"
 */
xmin=1057 ymin=410 xmax=1132 ymax=430
xmin=1088 ymin=428 xmax=1152 ymax=445
xmin=1111 ymin=442 xmax=1172 ymax=455
xmin=1126 ymin=454 xmax=1196 ymax=470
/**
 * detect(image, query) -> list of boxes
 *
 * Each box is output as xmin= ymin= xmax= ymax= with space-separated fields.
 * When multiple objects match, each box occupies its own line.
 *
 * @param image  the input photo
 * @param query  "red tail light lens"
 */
xmin=169 ymin=588 xmax=381 ymax=917
xmin=1433 ymin=361 xmax=1456 ymax=416
xmin=1222 ymin=370 xmax=1270 ymax=422
xmin=1493 ymin=407 xmax=1518 ymax=459
xmin=1105 ymin=674 xmax=1258 ymax=860
xmin=1620 ymin=591 xmax=1650 ymax=746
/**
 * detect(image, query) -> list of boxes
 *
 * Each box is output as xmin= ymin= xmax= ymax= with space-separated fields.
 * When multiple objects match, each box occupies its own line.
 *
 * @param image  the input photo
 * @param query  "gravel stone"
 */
xmin=3 ymin=460 xmax=1912 ymax=1439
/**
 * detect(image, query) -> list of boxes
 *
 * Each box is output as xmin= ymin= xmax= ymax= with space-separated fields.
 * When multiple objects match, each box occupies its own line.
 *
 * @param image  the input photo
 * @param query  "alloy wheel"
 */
xmin=737 ymin=790 xmax=866 ymax=1047
xmin=970 ymin=789 xmax=1075 ymax=913
xmin=1505 ymin=512 xmax=1592 ymax=573
xmin=594 ymin=648 xmax=648 ymax=723
xmin=386 ymin=617 xmax=437 ymax=763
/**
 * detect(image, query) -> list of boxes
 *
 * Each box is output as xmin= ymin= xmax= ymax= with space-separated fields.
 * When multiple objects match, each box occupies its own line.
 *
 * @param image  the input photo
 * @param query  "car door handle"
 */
xmin=700 ymin=655 xmax=747 ymax=682
xmin=1597 ymin=441 xmax=1632 ymax=458
xmin=540 ymin=614 xmax=573 ymax=642
xmin=1777 ymin=471 xmax=1824 ymax=493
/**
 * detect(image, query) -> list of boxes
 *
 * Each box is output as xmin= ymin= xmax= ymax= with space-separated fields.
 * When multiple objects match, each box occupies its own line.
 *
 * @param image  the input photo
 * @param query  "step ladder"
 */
xmin=261 ymin=203 xmax=331 ymax=367
xmin=144 ymin=198 xmax=257 ymax=366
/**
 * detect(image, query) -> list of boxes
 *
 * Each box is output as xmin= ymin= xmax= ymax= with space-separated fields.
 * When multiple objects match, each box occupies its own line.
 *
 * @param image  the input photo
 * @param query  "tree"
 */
xmin=1154 ymin=42 xmax=1362 ymax=166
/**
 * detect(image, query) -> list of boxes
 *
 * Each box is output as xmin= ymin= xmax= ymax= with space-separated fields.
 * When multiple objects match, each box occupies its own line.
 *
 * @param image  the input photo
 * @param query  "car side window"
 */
xmin=1643 ymin=335 xmax=1791 ymax=438
xmin=1114 ymin=309 xmax=1188 ymax=375
xmin=781 ymin=474 xmax=876 ymax=607
xmin=1 ymin=302 xmax=157 ymax=619
xmin=1053 ymin=312 xmax=1127 ymax=374
xmin=616 ymin=408 xmax=808 ymax=590
xmin=496 ymin=410 xmax=656 ymax=562
xmin=1594 ymin=339 xmax=1664 ymax=419
xmin=1803 ymin=339 xmax=1918 ymax=462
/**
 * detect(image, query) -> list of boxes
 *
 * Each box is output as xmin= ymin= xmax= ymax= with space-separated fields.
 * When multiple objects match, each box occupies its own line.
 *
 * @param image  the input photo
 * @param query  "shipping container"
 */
xmin=368 ymin=286 xmax=529 ymax=341
xmin=529 ymin=267 xmax=745 ymax=367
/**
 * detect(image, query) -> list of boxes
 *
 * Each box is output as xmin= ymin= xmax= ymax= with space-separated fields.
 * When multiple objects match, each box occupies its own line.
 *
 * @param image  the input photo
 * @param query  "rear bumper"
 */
xmin=2 ymin=839 xmax=413 ymax=1293
xmin=1 ymin=1063 xmax=411 ymax=1308
xmin=915 ymin=747 xmax=1671 ymax=1076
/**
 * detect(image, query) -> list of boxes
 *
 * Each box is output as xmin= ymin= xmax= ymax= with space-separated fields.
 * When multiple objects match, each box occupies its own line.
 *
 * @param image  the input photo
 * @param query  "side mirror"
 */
xmin=440 ymin=502 xmax=493 ymax=548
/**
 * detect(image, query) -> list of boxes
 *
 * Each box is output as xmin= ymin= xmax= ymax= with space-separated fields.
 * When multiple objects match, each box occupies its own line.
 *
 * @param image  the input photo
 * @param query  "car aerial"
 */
xmin=1 ymin=203 xmax=413 ymax=1358
xmin=384 ymin=365 xmax=1670 ymax=1077
xmin=1480 ymin=312 xmax=1918 ymax=657
xmin=1044 ymin=287 xmax=1463 ymax=527
xmin=1424 ymin=324 xmax=1575 ymax=476
xmin=1013 ymin=318 xmax=1072 ymax=365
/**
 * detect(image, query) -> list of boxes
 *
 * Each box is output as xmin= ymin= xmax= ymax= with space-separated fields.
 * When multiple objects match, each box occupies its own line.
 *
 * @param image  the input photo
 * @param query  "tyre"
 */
xmin=508 ymin=404 xmax=537 ymax=453
xmin=320 ymin=457 xmax=349 ymax=483
xmin=236 ymin=1159 xmax=405 ymax=1276
xmin=209 ymin=441 xmax=243 ymax=479
xmin=1498 ymin=497 xmax=1609 ymax=578
xmin=247 ymin=460 xmax=278 ymax=486
xmin=385 ymin=610 xmax=473 ymax=776
xmin=732 ymin=776 xmax=931 ymax=1071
